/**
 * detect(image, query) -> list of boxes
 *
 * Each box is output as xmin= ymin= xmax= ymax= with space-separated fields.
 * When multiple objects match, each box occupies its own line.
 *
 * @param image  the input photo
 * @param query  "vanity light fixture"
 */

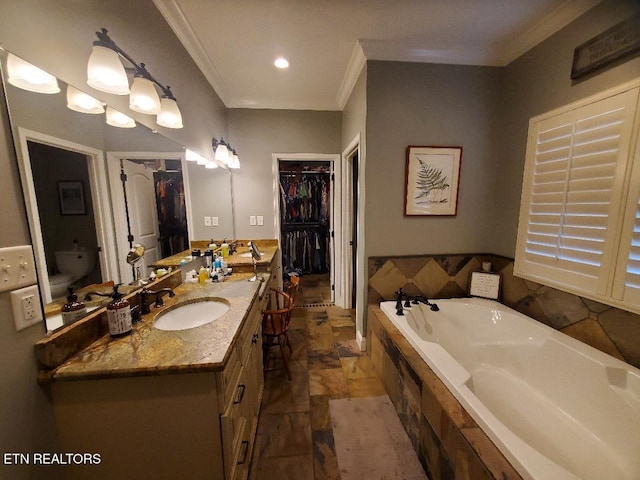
xmin=86 ymin=28 xmax=183 ymax=128
xmin=66 ymin=85 xmax=105 ymax=114
xmin=212 ymin=137 xmax=241 ymax=168
xmin=106 ymin=106 xmax=136 ymax=128
xmin=6 ymin=53 xmax=60 ymax=94
xmin=213 ymin=137 xmax=230 ymax=164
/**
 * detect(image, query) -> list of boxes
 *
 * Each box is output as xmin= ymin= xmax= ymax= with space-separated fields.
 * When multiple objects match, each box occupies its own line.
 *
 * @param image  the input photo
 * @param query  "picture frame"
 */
xmin=469 ymin=271 xmax=501 ymax=300
xmin=58 ymin=181 xmax=86 ymax=215
xmin=405 ymin=146 xmax=462 ymax=216
xmin=571 ymin=13 xmax=640 ymax=80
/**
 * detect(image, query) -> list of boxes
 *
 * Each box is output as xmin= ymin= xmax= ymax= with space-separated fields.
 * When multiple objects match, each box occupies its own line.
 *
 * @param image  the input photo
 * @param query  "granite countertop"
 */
xmin=148 ymin=244 xmax=278 ymax=271
xmin=49 ymin=278 xmax=267 ymax=381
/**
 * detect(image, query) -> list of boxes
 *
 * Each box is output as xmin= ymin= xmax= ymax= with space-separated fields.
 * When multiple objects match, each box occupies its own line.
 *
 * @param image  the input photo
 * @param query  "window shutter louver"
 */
xmin=516 ymin=87 xmax=639 ymax=302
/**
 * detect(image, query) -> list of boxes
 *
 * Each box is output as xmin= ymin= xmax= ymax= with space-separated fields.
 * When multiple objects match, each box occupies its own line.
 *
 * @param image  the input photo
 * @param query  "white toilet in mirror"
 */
xmin=49 ymin=249 xmax=94 ymax=298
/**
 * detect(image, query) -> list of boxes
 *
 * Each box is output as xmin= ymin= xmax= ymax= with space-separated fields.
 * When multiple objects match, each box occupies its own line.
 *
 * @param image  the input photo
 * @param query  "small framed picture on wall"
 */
xmin=58 ymin=181 xmax=86 ymax=215
xmin=405 ymin=146 xmax=462 ymax=216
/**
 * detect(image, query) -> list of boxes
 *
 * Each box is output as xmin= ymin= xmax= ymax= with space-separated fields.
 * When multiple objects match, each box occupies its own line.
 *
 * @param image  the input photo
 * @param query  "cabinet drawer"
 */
xmin=219 ymin=345 xmax=240 ymax=407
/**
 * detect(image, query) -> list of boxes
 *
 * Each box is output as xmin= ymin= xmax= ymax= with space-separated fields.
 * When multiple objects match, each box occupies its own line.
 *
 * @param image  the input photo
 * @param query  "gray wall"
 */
xmin=495 ymin=0 xmax=640 ymax=256
xmin=0 ymin=83 xmax=62 ymax=480
xmin=228 ymin=109 xmax=342 ymax=240
xmin=365 ymin=61 xmax=503 ymax=257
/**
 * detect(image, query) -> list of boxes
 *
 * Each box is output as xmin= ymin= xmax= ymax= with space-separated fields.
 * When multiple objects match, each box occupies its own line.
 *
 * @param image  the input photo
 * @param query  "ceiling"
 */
xmin=154 ymin=0 xmax=601 ymax=111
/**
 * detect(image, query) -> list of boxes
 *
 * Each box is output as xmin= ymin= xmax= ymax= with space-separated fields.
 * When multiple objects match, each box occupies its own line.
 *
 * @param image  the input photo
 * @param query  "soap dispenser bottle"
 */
xmin=61 ymin=286 xmax=87 ymax=325
xmin=106 ymin=284 xmax=132 ymax=337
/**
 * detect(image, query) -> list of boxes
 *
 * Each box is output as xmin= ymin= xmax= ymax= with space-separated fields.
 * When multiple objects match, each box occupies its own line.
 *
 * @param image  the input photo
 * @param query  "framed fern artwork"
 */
xmin=404 ymin=146 xmax=462 ymax=216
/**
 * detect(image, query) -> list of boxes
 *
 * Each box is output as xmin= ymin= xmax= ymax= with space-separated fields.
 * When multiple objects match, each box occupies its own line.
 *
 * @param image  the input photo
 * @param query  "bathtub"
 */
xmin=379 ymin=297 xmax=640 ymax=480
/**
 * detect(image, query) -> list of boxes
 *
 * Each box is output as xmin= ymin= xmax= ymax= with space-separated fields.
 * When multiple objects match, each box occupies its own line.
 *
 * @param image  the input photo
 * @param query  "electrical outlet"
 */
xmin=10 ymin=284 xmax=43 ymax=331
xmin=212 ymin=216 xmax=219 ymax=226
xmin=204 ymin=216 xmax=212 ymax=226
xmin=249 ymin=215 xmax=257 ymax=226
xmin=257 ymin=216 xmax=264 ymax=226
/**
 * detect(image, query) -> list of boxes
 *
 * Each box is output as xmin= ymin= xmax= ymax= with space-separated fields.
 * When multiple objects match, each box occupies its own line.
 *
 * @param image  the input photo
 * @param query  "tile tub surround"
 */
xmin=368 ymin=254 xmax=640 ymax=368
xmin=367 ymin=305 xmax=522 ymax=480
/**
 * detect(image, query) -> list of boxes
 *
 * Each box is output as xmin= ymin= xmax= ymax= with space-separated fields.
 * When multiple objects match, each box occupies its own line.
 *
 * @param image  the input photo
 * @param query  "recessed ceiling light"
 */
xmin=274 ymin=57 xmax=289 ymax=69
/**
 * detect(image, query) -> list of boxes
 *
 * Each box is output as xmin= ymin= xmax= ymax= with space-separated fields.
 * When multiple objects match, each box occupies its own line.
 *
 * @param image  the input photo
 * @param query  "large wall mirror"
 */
xmin=0 ymin=50 xmax=235 ymax=332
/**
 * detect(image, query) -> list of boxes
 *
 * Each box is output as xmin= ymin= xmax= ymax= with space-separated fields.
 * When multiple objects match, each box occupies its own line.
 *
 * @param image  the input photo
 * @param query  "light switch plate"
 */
xmin=10 ymin=284 xmax=43 ymax=331
xmin=0 ymin=245 xmax=37 ymax=293
xmin=249 ymin=215 xmax=257 ymax=226
xmin=257 ymin=216 xmax=264 ymax=226
xmin=204 ymin=216 xmax=212 ymax=226
xmin=212 ymin=216 xmax=219 ymax=226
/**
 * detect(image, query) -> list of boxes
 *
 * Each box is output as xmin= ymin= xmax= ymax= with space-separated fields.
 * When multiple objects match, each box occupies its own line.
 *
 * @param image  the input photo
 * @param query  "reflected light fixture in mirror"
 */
xmin=106 ymin=106 xmax=136 ymax=128
xmin=66 ymin=85 xmax=105 ymax=114
xmin=6 ymin=53 xmax=60 ymax=94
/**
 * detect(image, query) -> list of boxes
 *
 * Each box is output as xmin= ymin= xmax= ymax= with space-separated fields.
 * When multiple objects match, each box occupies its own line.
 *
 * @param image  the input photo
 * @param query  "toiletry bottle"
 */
xmin=221 ymin=241 xmax=229 ymax=258
xmin=61 ymin=286 xmax=87 ymax=325
xmin=106 ymin=284 xmax=132 ymax=337
xmin=198 ymin=266 xmax=208 ymax=285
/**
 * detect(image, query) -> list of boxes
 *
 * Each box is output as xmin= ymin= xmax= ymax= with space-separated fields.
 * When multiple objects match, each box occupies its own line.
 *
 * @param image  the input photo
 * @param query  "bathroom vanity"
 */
xmin=36 ymin=247 xmax=279 ymax=480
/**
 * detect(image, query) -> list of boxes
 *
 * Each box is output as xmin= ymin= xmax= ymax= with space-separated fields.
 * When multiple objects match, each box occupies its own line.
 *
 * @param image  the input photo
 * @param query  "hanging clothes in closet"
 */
xmin=154 ymin=171 xmax=188 ymax=257
xmin=279 ymin=168 xmax=330 ymax=274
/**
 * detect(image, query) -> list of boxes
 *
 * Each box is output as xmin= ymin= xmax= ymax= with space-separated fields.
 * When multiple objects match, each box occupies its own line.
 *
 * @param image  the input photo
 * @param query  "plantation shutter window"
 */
xmin=515 ymin=84 xmax=640 ymax=313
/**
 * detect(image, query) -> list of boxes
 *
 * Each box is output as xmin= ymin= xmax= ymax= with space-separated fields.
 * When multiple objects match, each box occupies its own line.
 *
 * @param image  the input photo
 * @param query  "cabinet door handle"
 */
xmin=237 ymin=440 xmax=249 ymax=465
xmin=233 ymin=384 xmax=246 ymax=404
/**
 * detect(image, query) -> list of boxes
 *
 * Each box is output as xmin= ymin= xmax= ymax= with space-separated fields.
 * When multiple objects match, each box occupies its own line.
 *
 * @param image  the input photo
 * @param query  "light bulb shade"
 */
xmin=66 ymin=85 xmax=104 ymax=114
xmin=156 ymin=96 xmax=183 ymax=128
xmin=129 ymin=76 xmax=161 ymax=114
xmin=87 ymin=45 xmax=130 ymax=95
xmin=230 ymin=152 xmax=240 ymax=169
xmin=185 ymin=149 xmax=200 ymax=162
xmin=214 ymin=142 xmax=229 ymax=163
xmin=7 ymin=53 xmax=60 ymax=94
xmin=106 ymin=106 xmax=136 ymax=128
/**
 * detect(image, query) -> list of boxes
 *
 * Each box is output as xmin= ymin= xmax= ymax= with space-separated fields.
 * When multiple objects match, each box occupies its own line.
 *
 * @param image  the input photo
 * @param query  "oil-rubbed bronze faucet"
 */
xmin=139 ymin=287 xmax=175 ymax=314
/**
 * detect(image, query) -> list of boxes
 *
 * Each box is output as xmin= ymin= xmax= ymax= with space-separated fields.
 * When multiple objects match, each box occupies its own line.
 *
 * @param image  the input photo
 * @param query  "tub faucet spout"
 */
xmin=410 ymin=295 xmax=440 ymax=312
xmin=395 ymin=289 xmax=405 ymax=316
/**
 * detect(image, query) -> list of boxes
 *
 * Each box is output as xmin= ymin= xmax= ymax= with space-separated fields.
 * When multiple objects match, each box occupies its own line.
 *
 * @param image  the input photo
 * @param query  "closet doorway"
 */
xmin=274 ymin=154 xmax=340 ymax=306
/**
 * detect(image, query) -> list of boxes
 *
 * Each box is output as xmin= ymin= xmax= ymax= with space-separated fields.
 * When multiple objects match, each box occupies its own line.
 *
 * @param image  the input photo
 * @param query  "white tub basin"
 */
xmin=154 ymin=299 xmax=229 ymax=331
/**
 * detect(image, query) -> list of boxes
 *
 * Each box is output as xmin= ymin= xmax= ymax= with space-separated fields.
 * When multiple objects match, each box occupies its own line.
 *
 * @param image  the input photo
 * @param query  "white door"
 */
xmin=122 ymin=160 xmax=159 ymax=279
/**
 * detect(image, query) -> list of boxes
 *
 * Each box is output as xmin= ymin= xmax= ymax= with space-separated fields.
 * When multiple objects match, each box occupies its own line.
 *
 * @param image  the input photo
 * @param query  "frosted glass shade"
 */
xmin=87 ymin=45 xmax=129 ymax=95
xmin=229 ymin=152 xmax=240 ymax=169
xmin=129 ymin=76 xmax=161 ymax=114
xmin=7 ymin=53 xmax=60 ymax=94
xmin=156 ymin=97 xmax=183 ymax=129
xmin=106 ymin=106 xmax=136 ymax=128
xmin=66 ymin=85 xmax=104 ymax=114
xmin=214 ymin=143 xmax=229 ymax=163
xmin=185 ymin=149 xmax=201 ymax=162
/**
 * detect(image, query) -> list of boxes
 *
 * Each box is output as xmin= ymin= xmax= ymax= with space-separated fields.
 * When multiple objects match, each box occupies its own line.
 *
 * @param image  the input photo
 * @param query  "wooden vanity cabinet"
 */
xmin=50 ymin=282 xmax=268 ymax=480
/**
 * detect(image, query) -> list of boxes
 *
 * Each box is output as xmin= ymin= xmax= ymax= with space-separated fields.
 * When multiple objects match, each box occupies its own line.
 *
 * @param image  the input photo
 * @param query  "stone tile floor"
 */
xmin=249 ymin=274 xmax=389 ymax=480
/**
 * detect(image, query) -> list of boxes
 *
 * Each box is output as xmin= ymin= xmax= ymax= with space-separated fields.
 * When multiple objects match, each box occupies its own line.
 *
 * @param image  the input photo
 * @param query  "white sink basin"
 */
xmin=154 ymin=299 xmax=230 ymax=331
xmin=238 ymin=252 xmax=253 ymax=258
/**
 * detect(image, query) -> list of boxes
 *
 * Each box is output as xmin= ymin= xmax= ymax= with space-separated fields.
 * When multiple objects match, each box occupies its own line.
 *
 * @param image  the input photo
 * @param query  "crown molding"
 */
xmin=153 ymin=0 xmax=230 ymax=106
xmin=336 ymin=43 xmax=367 ymax=110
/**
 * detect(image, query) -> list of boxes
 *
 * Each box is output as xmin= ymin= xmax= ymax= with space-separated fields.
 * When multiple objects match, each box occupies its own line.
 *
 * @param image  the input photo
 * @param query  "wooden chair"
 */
xmin=262 ymin=289 xmax=294 ymax=380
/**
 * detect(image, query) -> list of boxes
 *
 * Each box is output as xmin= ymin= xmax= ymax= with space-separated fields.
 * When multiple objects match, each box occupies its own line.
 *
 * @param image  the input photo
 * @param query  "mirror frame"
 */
xmin=15 ymin=127 xmax=118 ymax=305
